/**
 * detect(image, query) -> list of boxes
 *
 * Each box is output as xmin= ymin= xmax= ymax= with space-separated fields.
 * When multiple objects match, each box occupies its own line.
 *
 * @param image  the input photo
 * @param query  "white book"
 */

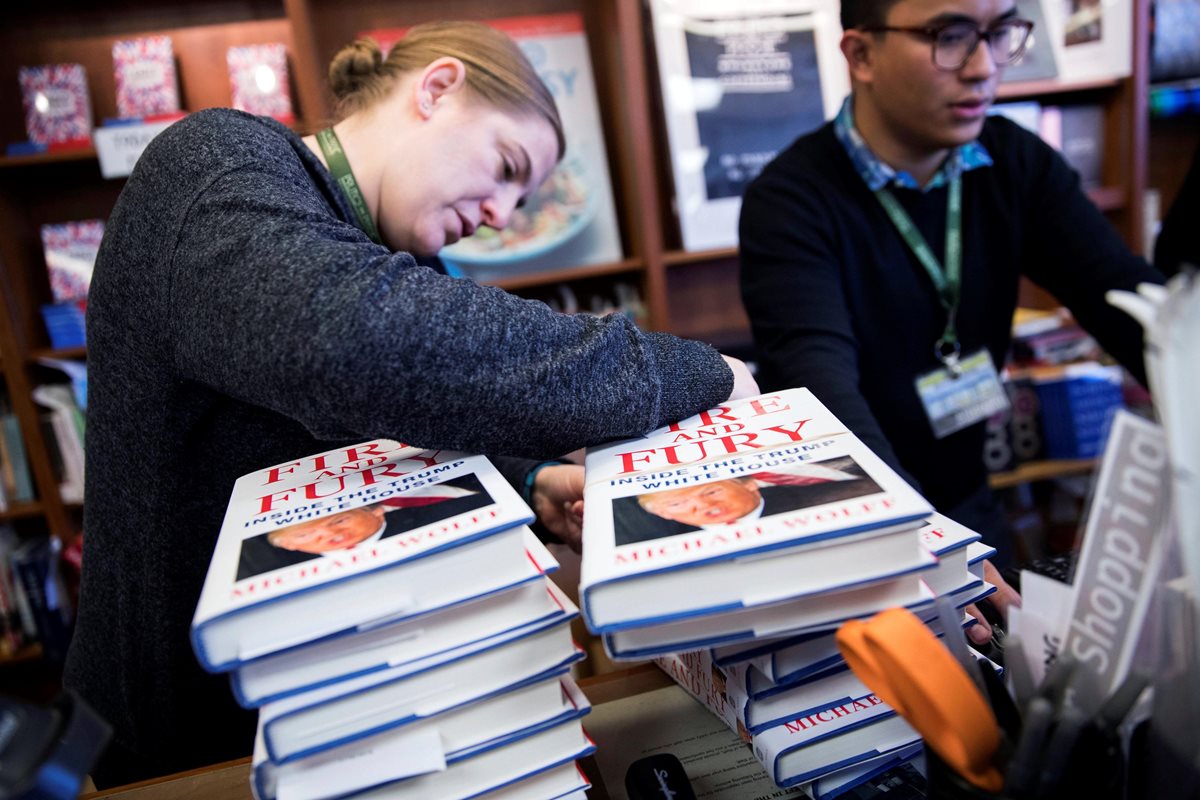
xmin=604 ymin=574 xmax=936 ymax=660
xmin=717 ymin=609 xmax=974 ymax=688
xmin=232 ymin=547 xmax=563 ymax=707
xmin=261 ymin=611 xmax=582 ymax=762
xmin=918 ymin=513 xmax=985 ymax=597
xmin=761 ymin=713 xmax=922 ymax=787
xmin=350 ymin=717 xmax=594 ymax=799
xmin=252 ymin=675 xmax=591 ymax=800
xmin=580 ymin=389 xmax=933 ymax=633
xmin=657 ymin=651 xmax=919 ymax=788
xmin=478 ymin=761 xmax=590 ymax=800
xmin=191 ymin=441 xmax=536 ymax=671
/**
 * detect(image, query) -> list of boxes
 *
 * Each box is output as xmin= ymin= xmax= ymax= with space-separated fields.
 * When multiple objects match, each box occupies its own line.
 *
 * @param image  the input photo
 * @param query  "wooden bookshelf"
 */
xmin=989 ymin=458 xmax=1097 ymax=490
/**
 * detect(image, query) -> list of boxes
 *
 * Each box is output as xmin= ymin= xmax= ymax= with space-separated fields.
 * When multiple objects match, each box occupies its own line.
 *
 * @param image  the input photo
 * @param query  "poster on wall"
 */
xmin=648 ymin=0 xmax=847 ymax=253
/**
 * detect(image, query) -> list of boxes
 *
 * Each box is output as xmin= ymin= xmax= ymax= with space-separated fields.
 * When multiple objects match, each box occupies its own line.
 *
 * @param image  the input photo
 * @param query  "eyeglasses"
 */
xmin=861 ymin=18 xmax=1035 ymax=71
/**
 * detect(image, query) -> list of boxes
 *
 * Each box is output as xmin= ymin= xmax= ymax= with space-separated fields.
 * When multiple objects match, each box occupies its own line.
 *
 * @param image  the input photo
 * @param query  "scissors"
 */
xmin=837 ymin=607 xmax=1004 ymax=792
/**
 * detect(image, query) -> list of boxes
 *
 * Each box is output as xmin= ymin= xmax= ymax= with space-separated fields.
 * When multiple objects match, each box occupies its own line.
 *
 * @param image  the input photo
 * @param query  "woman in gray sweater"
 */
xmin=66 ymin=21 xmax=755 ymax=786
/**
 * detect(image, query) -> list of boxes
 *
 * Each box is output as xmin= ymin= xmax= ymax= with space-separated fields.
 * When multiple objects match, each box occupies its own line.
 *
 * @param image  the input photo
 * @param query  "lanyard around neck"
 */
xmin=874 ymin=175 xmax=962 ymax=366
xmin=315 ymin=127 xmax=383 ymax=245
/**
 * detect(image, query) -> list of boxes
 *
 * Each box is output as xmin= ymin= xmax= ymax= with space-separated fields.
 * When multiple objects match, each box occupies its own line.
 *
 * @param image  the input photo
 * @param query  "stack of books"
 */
xmin=191 ymin=441 xmax=595 ymax=800
xmin=578 ymin=389 xmax=999 ymax=791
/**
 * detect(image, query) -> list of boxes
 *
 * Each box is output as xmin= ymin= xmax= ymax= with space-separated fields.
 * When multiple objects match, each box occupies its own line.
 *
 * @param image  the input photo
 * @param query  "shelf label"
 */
xmin=93 ymin=115 xmax=183 ymax=179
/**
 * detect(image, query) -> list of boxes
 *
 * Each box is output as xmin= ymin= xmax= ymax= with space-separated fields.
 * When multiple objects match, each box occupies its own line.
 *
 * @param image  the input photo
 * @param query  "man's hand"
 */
xmin=531 ymin=464 xmax=585 ymax=553
xmin=965 ymin=559 xmax=1022 ymax=645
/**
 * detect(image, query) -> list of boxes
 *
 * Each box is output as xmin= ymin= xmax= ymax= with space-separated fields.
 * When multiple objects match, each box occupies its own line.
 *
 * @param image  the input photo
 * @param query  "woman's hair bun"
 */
xmin=329 ymin=38 xmax=386 ymax=100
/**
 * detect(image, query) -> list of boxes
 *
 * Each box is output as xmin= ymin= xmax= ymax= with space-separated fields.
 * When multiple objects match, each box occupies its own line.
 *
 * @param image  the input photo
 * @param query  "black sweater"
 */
xmin=740 ymin=116 xmax=1161 ymax=548
xmin=65 ymin=109 xmax=732 ymax=784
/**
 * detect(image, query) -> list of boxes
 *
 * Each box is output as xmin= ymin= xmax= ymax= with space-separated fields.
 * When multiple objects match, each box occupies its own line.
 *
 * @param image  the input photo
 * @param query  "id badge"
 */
xmin=915 ymin=349 xmax=1011 ymax=439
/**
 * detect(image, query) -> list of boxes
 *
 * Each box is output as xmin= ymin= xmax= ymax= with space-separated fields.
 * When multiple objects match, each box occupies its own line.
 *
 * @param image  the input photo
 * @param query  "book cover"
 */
xmin=40 ymin=220 xmax=104 ymax=304
xmin=17 ymin=63 xmax=93 ymax=145
xmin=366 ymin=14 xmax=622 ymax=281
xmin=227 ymin=43 xmax=294 ymax=123
xmin=656 ymin=651 xmax=919 ymax=788
xmin=579 ymin=388 xmax=933 ymax=633
xmin=112 ymin=35 xmax=181 ymax=119
xmin=647 ymin=0 xmax=847 ymax=251
xmin=251 ymin=674 xmax=591 ymax=800
xmin=1045 ymin=0 xmax=1132 ymax=81
xmin=260 ymin=611 xmax=582 ymax=762
xmin=190 ymin=441 xmax=536 ymax=672
xmin=231 ymin=567 xmax=567 ymax=708
xmin=1000 ymin=0 xmax=1060 ymax=83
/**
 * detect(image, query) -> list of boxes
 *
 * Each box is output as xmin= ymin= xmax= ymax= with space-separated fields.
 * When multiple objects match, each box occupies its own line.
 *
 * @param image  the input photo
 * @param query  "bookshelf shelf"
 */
xmin=0 ymin=643 xmax=44 ymax=668
xmin=0 ymin=501 xmax=46 ymax=521
xmin=988 ymin=458 xmax=1097 ymax=490
xmin=663 ymin=247 xmax=739 ymax=268
xmin=0 ymin=148 xmax=99 ymax=170
xmin=28 ymin=347 xmax=87 ymax=363
xmin=486 ymin=257 xmax=643 ymax=292
xmin=998 ymin=75 xmax=1123 ymax=100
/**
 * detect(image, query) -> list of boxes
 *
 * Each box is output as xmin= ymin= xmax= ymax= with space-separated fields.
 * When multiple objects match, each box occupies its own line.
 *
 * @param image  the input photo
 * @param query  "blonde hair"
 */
xmin=328 ymin=21 xmax=565 ymax=158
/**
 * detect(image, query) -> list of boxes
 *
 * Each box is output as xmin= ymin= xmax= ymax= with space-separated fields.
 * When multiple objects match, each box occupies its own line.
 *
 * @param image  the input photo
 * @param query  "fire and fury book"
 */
xmin=190 ymin=440 xmax=535 ymax=672
xmin=18 ymin=63 xmax=93 ymax=145
xmin=579 ymin=388 xmax=933 ymax=632
xmin=656 ymin=650 xmax=920 ymax=788
xmin=112 ymin=36 xmax=181 ymax=118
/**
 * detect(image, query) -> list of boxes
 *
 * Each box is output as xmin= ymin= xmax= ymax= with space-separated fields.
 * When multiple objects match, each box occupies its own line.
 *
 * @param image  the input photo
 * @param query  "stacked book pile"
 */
xmin=191 ymin=440 xmax=595 ymax=800
xmin=578 ymin=389 xmax=999 ymax=793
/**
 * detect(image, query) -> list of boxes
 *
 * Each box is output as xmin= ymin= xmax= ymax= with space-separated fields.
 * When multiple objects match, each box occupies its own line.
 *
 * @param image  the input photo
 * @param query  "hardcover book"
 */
xmin=579 ymin=388 xmax=933 ymax=635
xmin=227 ymin=43 xmax=294 ymax=122
xmin=603 ymin=572 xmax=936 ymax=660
xmin=112 ymin=36 xmax=181 ymax=119
xmin=656 ymin=650 xmax=920 ymax=788
xmin=40 ymin=220 xmax=104 ymax=304
xmin=367 ymin=13 xmax=623 ymax=281
xmin=259 ymin=611 xmax=582 ymax=762
xmin=231 ymin=563 xmax=564 ymax=708
xmin=190 ymin=441 xmax=536 ymax=672
xmin=18 ymin=63 xmax=93 ymax=145
xmin=251 ymin=674 xmax=591 ymax=800
xmin=646 ymin=0 xmax=847 ymax=251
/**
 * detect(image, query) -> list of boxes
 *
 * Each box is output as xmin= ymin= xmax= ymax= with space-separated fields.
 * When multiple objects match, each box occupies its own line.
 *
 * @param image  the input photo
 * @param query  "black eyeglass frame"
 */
xmin=859 ymin=18 xmax=1035 ymax=72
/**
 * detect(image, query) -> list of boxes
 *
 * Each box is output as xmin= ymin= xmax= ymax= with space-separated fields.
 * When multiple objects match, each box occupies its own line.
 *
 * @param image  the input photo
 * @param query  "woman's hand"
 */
xmin=722 ymin=355 xmax=760 ymax=401
xmin=530 ymin=464 xmax=585 ymax=553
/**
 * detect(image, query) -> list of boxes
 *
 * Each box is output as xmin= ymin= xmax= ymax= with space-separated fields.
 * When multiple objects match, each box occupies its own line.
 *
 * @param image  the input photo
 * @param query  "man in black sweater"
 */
xmin=740 ymin=0 xmax=1162 ymax=572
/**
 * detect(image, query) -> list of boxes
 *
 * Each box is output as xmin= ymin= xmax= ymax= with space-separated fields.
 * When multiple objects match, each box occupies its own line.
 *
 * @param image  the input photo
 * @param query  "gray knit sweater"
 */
xmin=64 ymin=108 xmax=731 ymax=783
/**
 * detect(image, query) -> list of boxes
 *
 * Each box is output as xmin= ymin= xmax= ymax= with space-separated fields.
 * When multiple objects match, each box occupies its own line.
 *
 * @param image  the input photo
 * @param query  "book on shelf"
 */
xmin=1041 ymin=104 xmax=1105 ymax=189
xmin=0 ymin=412 xmax=35 ymax=506
xmin=646 ymin=0 xmax=847 ymax=251
xmin=1000 ymin=0 xmax=1060 ymax=83
xmin=227 ymin=44 xmax=294 ymax=123
xmin=0 ymin=527 xmax=29 ymax=656
xmin=656 ymin=650 xmax=921 ymax=788
xmin=190 ymin=441 xmax=539 ymax=672
xmin=231 ymin=552 xmax=563 ymax=708
xmin=32 ymin=384 xmax=85 ymax=505
xmin=112 ymin=35 xmax=181 ymax=119
xmin=9 ymin=536 xmax=74 ymax=664
xmin=251 ymin=674 xmax=591 ymax=800
xmin=40 ymin=220 xmax=104 ymax=305
xmin=17 ymin=63 xmax=93 ymax=146
xmin=366 ymin=13 xmax=622 ymax=282
xmin=578 ymin=388 xmax=934 ymax=640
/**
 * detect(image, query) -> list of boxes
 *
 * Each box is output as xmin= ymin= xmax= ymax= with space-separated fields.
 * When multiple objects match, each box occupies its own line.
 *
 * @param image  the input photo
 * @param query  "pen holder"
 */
xmin=925 ymin=747 xmax=1010 ymax=800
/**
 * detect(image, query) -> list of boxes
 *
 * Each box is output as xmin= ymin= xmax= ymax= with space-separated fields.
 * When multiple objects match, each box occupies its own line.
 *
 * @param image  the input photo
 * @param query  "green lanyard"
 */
xmin=874 ymin=175 xmax=962 ymax=366
xmin=315 ymin=127 xmax=383 ymax=245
